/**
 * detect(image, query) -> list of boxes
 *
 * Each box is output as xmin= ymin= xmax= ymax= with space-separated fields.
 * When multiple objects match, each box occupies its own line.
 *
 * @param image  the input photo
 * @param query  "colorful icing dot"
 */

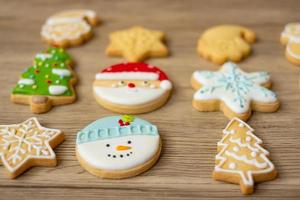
xmin=32 ymin=85 xmax=37 ymax=89
xmin=19 ymin=84 xmax=24 ymax=88
xmin=45 ymin=74 xmax=49 ymax=78
xmin=251 ymin=151 xmax=257 ymax=157
xmin=239 ymin=123 xmax=245 ymax=128
xmin=246 ymin=136 xmax=251 ymax=142
xmin=233 ymin=146 xmax=240 ymax=152
xmin=229 ymin=162 xmax=236 ymax=169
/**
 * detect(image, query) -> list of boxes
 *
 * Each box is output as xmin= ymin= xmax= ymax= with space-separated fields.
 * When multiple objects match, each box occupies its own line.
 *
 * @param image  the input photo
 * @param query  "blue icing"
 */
xmin=77 ymin=116 xmax=158 ymax=145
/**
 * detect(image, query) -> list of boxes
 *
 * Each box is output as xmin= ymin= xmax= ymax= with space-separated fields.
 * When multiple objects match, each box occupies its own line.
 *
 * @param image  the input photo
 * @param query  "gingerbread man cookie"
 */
xmin=76 ymin=115 xmax=161 ymax=179
xmin=93 ymin=62 xmax=172 ymax=114
xmin=41 ymin=10 xmax=99 ymax=48
xmin=106 ymin=26 xmax=169 ymax=62
xmin=191 ymin=62 xmax=280 ymax=121
xmin=280 ymin=23 xmax=300 ymax=65
xmin=198 ymin=25 xmax=256 ymax=64
xmin=214 ymin=118 xmax=277 ymax=194
xmin=11 ymin=48 xmax=77 ymax=113
xmin=0 ymin=117 xmax=64 ymax=178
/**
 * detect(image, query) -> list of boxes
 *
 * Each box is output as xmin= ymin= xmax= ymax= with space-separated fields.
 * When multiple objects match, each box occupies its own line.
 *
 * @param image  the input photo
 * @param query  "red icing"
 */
xmin=128 ymin=83 xmax=135 ymax=88
xmin=100 ymin=62 xmax=169 ymax=81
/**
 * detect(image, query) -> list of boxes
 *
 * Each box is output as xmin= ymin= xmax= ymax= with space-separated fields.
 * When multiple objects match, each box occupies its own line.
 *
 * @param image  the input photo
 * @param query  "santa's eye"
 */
xmin=142 ymin=81 xmax=149 ymax=86
xmin=128 ymin=141 xmax=131 ymax=144
xmin=106 ymin=144 xmax=110 ymax=147
xmin=118 ymin=81 xmax=125 ymax=86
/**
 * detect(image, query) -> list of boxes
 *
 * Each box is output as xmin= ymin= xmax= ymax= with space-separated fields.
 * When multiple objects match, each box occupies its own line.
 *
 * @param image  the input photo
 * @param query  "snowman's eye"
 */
xmin=118 ymin=81 xmax=125 ymax=86
xmin=128 ymin=140 xmax=131 ymax=144
xmin=106 ymin=144 xmax=110 ymax=147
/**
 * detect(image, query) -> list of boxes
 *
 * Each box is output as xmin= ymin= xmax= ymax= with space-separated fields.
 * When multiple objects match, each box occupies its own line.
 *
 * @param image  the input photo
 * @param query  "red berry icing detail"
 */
xmin=128 ymin=83 xmax=135 ymax=88
xmin=125 ymin=122 xmax=130 ymax=126
xmin=46 ymin=80 xmax=52 ymax=84
xmin=34 ymin=69 xmax=40 ymax=74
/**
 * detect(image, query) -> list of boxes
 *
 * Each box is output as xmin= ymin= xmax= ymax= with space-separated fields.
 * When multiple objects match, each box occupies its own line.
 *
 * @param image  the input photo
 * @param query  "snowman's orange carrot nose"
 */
xmin=116 ymin=145 xmax=132 ymax=151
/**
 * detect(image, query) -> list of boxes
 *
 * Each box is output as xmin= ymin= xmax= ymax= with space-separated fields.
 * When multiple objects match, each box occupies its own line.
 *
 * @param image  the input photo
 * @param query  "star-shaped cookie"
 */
xmin=106 ymin=26 xmax=169 ymax=62
xmin=0 ymin=118 xmax=64 ymax=178
xmin=191 ymin=62 xmax=280 ymax=121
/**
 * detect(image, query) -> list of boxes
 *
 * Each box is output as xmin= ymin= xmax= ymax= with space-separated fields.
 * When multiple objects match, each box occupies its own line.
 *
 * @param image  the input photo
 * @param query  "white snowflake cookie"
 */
xmin=213 ymin=118 xmax=277 ymax=194
xmin=191 ymin=62 xmax=280 ymax=121
xmin=76 ymin=115 xmax=161 ymax=179
xmin=41 ymin=10 xmax=100 ymax=48
xmin=0 ymin=118 xmax=64 ymax=178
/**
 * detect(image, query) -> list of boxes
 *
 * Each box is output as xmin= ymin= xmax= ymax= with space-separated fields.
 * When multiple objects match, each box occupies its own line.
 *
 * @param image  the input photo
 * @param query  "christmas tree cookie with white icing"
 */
xmin=280 ymin=23 xmax=300 ymax=65
xmin=41 ymin=9 xmax=100 ymax=48
xmin=213 ymin=118 xmax=277 ymax=194
xmin=93 ymin=62 xmax=172 ymax=114
xmin=11 ymin=47 xmax=77 ymax=113
xmin=76 ymin=115 xmax=162 ymax=179
xmin=0 ymin=117 xmax=64 ymax=178
xmin=191 ymin=62 xmax=280 ymax=121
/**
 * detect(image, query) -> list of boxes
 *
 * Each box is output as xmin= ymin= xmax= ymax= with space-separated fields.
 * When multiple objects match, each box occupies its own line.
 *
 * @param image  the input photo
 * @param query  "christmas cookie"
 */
xmin=11 ymin=47 xmax=77 ymax=113
xmin=197 ymin=25 xmax=256 ymax=64
xmin=0 ymin=117 xmax=64 ymax=178
xmin=280 ymin=23 xmax=300 ymax=65
xmin=41 ymin=9 xmax=99 ymax=48
xmin=106 ymin=26 xmax=169 ymax=62
xmin=191 ymin=62 xmax=280 ymax=121
xmin=93 ymin=62 xmax=172 ymax=114
xmin=213 ymin=118 xmax=277 ymax=194
xmin=76 ymin=115 xmax=161 ymax=179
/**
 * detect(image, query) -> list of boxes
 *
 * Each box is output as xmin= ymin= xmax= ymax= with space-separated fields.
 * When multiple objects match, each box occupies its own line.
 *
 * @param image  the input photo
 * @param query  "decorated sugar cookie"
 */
xmin=0 ymin=117 xmax=64 ymax=178
xmin=280 ymin=23 xmax=300 ymax=65
xmin=11 ymin=47 xmax=77 ymax=113
xmin=106 ymin=26 xmax=169 ymax=62
xmin=213 ymin=118 xmax=277 ymax=194
xmin=191 ymin=62 xmax=280 ymax=121
xmin=41 ymin=9 xmax=99 ymax=48
xmin=76 ymin=115 xmax=161 ymax=179
xmin=197 ymin=25 xmax=256 ymax=64
xmin=93 ymin=62 xmax=172 ymax=114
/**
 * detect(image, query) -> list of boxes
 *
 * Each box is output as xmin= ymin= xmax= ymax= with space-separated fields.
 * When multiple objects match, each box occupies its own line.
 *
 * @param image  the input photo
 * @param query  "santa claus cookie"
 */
xmin=191 ymin=62 xmax=280 ymax=121
xmin=214 ymin=118 xmax=277 ymax=194
xmin=76 ymin=115 xmax=161 ymax=179
xmin=280 ymin=23 xmax=300 ymax=65
xmin=93 ymin=62 xmax=172 ymax=114
xmin=41 ymin=9 xmax=99 ymax=48
xmin=11 ymin=47 xmax=77 ymax=113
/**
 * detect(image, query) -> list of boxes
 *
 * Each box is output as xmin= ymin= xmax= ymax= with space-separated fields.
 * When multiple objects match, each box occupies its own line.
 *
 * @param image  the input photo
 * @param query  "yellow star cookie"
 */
xmin=197 ymin=25 xmax=256 ymax=64
xmin=0 ymin=118 xmax=64 ymax=178
xmin=106 ymin=26 xmax=169 ymax=62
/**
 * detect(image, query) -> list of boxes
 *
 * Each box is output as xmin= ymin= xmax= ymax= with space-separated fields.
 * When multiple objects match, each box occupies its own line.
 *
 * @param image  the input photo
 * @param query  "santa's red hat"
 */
xmin=95 ymin=62 xmax=172 ymax=90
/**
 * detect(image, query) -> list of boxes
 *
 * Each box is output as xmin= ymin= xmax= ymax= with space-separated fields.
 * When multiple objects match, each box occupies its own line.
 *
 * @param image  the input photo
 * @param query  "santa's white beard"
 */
xmin=93 ymin=86 xmax=167 ymax=105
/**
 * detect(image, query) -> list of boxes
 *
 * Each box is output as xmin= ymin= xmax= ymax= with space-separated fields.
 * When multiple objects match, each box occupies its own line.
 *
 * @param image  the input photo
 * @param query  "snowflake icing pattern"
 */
xmin=0 ymin=118 xmax=61 ymax=173
xmin=193 ymin=62 xmax=277 ymax=113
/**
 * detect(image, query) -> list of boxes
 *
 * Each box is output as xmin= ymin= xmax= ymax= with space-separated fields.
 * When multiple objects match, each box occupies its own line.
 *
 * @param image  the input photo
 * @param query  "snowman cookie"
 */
xmin=280 ymin=23 xmax=300 ymax=65
xmin=76 ymin=115 xmax=162 ymax=179
xmin=93 ymin=62 xmax=172 ymax=114
xmin=41 ymin=9 xmax=99 ymax=48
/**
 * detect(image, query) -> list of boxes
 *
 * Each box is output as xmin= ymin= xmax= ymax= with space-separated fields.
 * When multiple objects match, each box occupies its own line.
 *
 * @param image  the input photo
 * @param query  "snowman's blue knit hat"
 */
xmin=77 ymin=116 xmax=158 ymax=144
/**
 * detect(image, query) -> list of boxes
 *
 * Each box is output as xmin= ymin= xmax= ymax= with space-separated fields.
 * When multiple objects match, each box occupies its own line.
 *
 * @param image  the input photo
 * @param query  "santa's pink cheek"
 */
xmin=128 ymin=83 xmax=135 ymax=88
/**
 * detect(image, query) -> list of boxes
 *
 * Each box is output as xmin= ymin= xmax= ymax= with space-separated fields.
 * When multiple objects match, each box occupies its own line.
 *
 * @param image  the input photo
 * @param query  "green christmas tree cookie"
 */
xmin=11 ymin=48 xmax=77 ymax=113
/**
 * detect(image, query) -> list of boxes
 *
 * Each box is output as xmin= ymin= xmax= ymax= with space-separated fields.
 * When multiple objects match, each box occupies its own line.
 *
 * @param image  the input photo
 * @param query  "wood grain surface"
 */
xmin=0 ymin=0 xmax=300 ymax=199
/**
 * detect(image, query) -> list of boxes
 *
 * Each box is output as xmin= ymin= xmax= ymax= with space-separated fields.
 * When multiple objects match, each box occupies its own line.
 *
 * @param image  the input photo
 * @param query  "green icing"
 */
xmin=12 ymin=48 xmax=74 ymax=96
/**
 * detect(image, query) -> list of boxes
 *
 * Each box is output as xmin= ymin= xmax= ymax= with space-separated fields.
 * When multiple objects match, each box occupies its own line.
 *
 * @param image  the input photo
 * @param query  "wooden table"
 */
xmin=0 ymin=0 xmax=300 ymax=199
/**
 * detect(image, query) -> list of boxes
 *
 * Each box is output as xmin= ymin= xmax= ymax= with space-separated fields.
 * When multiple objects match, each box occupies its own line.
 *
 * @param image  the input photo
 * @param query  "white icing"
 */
xmin=160 ymin=80 xmax=172 ymax=90
xmin=49 ymin=85 xmax=68 ymax=95
xmin=239 ymin=123 xmax=244 ymax=128
xmin=36 ymin=53 xmax=52 ymax=60
xmin=77 ymin=135 xmax=159 ymax=170
xmin=18 ymin=78 xmax=34 ymax=85
xmin=52 ymin=68 xmax=71 ymax=77
xmin=95 ymin=72 xmax=159 ymax=80
xmin=246 ymin=136 xmax=251 ymax=142
xmin=229 ymin=162 xmax=236 ymax=169
xmin=193 ymin=62 xmax=277 ymax=114
xmin=215 ymin=117 xmax=275 ymax=186
xmin=251 ymin=151 xmax=257 ymax=157
xmin=281 ymin=23 xmax=300 ymax=43
xmin=0 ymin=117 xmax=61 ymax=173
xmin=233 ymin=146 xmax=240 ymax=152
xmin=93 ymin=86 xmax=167 ymax=105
